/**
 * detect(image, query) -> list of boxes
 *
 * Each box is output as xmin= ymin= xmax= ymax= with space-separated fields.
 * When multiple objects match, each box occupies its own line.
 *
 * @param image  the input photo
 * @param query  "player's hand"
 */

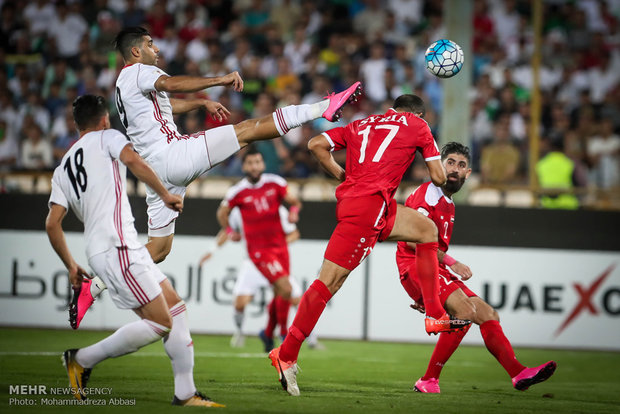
xmin=450 ymin=262 xmax=472 ymax=281
xmin=163 ymin=193 xmax=184 ymax=213
xmin=69 ymin=264 xmax=91 ymax=290
xmin=288 ymin=209 xmax=299 ymax=223
xmin=228 ymin=230 xmax=242 ymax=242
xmin=221 ymin=71 xmax=244 ymax=92
xmin=409 ymin=302 xmax=425 ymax=314
xmin=205 ymin=100 xmax=230 ymax=122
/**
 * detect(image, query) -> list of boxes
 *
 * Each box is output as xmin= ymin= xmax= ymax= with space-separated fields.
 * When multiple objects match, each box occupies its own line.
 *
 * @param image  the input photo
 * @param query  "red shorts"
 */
xmin=324 ymin=194 xmax=397 ymax=271
xmin=249 ymin=246 xmax=290 ymax=284
xmin=399 ymin=263 xmax=477 ymax=306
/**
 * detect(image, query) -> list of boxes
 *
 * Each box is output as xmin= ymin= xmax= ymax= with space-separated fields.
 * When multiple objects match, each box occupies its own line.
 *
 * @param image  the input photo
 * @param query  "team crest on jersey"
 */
xmin=265 ymin=189 xmax=276 ymax=196
xmin=243 ymin=196 xmax=253 ymax=203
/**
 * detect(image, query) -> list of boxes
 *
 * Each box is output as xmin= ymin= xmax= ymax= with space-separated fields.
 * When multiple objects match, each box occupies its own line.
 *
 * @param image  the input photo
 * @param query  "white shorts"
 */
xmin=232 ymin=259 xmax=302 ymax=297
xmin=146 ymin=125 xmax=240 ymax=235
xmin=88 ymin=246 xmax=166 ymax=309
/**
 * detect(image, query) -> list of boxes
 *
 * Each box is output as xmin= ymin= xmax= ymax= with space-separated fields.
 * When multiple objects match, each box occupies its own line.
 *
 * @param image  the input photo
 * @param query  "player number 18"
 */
xmin=357 ymin=125 xmax=400 ymax=163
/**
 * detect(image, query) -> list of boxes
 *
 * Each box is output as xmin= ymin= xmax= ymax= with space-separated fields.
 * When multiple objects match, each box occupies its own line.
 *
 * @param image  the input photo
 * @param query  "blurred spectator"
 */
xmin=536 ymin=137 xmax=579 ymax=209
xmin=23 ymin=0 xmax=56 ymax=38
xmin=18 ymin=92 xmax=50 ymax=135
xmin=353 ymin=0 xmax=387 ymax=42
xmin=360 ymin=42 xmax=388 ymax=104
xmin=284 ymin=27 xmax=312 ymax=75
xmin=0 ymin=119 xmax=18 ymax=172
xmin=587 ymin=117 xmax=620 ymax=189
xmin=50 ymin=105 xmax=79 ymax=165
xmin=270 ymin=0 xmax=302 ymax=40
xmin=481 ymin=121 xmax=521 ymax=185
xmin=20 ymin=123 xmax=53 ymax=170
xmin=47 ymin=1 xmax=88 ymax=65
xmin=122 ymin=0 xmax=146 ymax=28
xmin=146 ymin=0 xmax=173 ymax=39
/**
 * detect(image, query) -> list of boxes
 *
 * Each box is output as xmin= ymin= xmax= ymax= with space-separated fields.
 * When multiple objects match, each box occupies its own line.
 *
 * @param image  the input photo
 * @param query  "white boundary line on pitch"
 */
xmin=0 ymin=351 xmax=266 ymax=358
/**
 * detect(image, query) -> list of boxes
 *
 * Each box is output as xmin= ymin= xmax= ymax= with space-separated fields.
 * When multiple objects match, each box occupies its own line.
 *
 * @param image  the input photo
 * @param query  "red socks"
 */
xmin=265 ymin=296 xmax=292 ymax=338
xmin=422 ymin=325 xmax=470 ymax=380
xmin=280 ymin=280 xmax=332 ymax=362
xmin=414 ymin=242 xmax=444 ymax=319
xmin=265 ymin=297 xmax=278 ymax=338
xmin=275 ymin=296 xmax=291 ymax=337
xmin=480 ymin=320 xmax=525 ymax=377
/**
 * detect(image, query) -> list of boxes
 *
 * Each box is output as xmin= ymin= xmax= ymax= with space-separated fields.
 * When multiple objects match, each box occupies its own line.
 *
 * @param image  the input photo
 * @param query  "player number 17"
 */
xmin=357 ymin=125 xmax=400 ymax=163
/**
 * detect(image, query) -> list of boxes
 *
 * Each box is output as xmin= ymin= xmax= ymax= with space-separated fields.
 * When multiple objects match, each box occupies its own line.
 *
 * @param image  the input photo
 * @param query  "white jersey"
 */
xmin=115 ymin=63 xmax=181 ymax=160
xmin=49 ymin=129 xmax=142 ymax=259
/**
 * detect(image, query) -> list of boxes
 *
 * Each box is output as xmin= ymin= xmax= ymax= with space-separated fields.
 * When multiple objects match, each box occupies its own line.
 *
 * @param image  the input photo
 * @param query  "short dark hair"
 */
xmin=114 ymin=27 xmax=150 ymax=60
xmin=242 ymin=145 xmax=262 ymax=162
xmin=392 ymin=94 xmax=425 ymax=116
xmin=441 ymin=141 xmax=471 ymax=164
xmin=73 ymin=95 xmax=108 ymax=130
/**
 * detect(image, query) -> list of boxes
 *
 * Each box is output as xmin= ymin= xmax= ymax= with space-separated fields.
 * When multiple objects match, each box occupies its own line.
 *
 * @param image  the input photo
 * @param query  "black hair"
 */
xmin=114 ymin=27 xmax=150 ymax=60
xmin=393 ymin=94 xmax=425 ymax=117
xmin=441 ymin=141 xmax=471 ymax=164
xmin=72 ymin=95 xmax=108 ymax=130
xmin=242 ymin=145 xmax=262 ymax=162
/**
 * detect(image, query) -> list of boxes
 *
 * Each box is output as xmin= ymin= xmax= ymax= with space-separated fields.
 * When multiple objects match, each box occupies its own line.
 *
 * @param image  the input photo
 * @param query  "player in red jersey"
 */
xmin=217 ymin=147 xmax=302 ymax=352
xmin=268 ymin=94 xmax=469 ymax=396
xmin=397 ymin=142 xmax=556 ymax=393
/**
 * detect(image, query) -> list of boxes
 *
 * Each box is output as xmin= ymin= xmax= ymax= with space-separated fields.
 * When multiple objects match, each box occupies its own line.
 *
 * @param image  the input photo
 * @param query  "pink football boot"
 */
xmin=414 ymin=377 xmax=440 ymax=393
xmin=512 ymin=361 xmax=557 ymax=391
xmin=322 ymin=81 xmax=362 ymax=121
xmin=69 ymin=276 xmax=106 ymax=329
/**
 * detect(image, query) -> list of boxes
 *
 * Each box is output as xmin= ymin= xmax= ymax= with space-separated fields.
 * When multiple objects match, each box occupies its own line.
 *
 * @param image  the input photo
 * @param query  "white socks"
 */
xmin=75 ymin=319 xmax=169 ymax=369
xmin=234 ymin=310 xmax=244 ymax=331
xmin=164 ymin=301 xmax=196 ymax=400
xmin=272 ymin=100 xmax=330 ymax=135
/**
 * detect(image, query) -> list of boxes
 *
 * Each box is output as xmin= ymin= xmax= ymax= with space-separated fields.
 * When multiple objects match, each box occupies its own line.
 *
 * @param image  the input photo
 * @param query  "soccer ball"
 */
xmin=424 ymin=39 xmax=464 ymax=78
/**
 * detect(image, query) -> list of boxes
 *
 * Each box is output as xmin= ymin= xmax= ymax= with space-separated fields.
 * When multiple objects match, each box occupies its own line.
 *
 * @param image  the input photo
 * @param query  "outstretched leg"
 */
xmin=234 ymin=82 xmax=362 ymax=146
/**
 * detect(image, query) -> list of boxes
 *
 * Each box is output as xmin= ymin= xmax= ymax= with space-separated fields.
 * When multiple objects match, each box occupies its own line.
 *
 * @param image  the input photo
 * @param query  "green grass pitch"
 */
xmin=1 ymin=328 xmax=619 ymax=413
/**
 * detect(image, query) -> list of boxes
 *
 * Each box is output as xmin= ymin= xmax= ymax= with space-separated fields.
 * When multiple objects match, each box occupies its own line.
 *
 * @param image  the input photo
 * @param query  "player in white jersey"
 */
xmin=113 ymin=27 xmax=362 ymax=263
xmin=46 ymin=95 xmax=223 ymax=407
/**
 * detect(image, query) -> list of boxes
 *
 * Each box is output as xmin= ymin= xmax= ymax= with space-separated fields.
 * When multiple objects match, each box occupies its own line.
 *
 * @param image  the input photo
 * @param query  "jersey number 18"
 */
xmin=64 ymin=148 xmax=88 ymax=199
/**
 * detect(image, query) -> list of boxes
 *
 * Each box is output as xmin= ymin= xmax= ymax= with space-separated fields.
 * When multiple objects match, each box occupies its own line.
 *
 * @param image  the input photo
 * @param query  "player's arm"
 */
xmin=283 ymin=190 xmax=302 ymax=223
xmin=154 ymin=72 xmax=243 ymax=93
xmin=285 ymin=229 xmax=301 ymax=244
xmin=119 ymin=145 xmax=183 ymax=213
xmin=426 ymin=158 xmax=447 ymax=187
xmin=45 ymin=203 xmax=91 ymax=289
xmin=169 ymin=98 xmax=231 ymax=121
xmin=308 ymin=134 xmax=345 ymax=182
xmin=199 ymin=228 xmax=230 ymax=266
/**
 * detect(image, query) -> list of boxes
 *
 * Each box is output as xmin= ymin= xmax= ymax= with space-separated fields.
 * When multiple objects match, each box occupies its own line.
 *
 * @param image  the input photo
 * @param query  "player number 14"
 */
xmin=357 ymin=124 xmax=400 ymax=163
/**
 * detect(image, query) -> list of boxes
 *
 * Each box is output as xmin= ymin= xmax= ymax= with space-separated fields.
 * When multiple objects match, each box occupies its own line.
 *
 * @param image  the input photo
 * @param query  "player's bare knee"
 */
xmin=159 ymin=314 xmax=173 ymax=331
xmin=456 ymin=302 xmax=477 ymax=323
xmin=418 ymin=217 xmax=438 ymax=243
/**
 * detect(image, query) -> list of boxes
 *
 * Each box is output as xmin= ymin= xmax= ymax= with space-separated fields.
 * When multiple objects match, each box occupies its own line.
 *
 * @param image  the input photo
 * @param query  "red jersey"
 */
xmin=223 ymin=174 xmax=288 ymax=252
xmin=323 ymin=108 xmax=441 ymax=201
xmin=396 ymin=181 xmax=455 ymax=270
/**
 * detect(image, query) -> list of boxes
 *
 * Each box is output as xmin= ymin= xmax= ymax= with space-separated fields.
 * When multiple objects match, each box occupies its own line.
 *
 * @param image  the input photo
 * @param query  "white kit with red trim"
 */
xmin=115 ymin=63 xmax=183 ymax=160
xmin=49 ymin=129 xmax=141 ymax=259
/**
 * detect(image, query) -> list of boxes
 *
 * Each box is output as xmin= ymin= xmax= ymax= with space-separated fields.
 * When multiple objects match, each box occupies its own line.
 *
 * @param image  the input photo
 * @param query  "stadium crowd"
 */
xmin=0 ymin=0 xmax=619 ymax=195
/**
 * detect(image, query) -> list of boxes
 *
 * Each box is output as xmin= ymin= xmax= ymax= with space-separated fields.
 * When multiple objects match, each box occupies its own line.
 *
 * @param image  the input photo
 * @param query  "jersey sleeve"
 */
xmin=418 ymin=123 xmax=441 ymax=161
xmin=279 ymin=205 xmax=297 ymax=234
xmin=102 ymin=130 xmax=132 ymax=160
xmin=48 ymin=169 xmax=68 ymax=210
xmin=322 ymin=125 xmax=349 ymax=152
xmin=136 ymin=64 xmax=168 ymax=93
xmin=223 ymin=187 xmax=241 ymax=208
xmin=405 ymin=185 xmax=431 ymax=217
